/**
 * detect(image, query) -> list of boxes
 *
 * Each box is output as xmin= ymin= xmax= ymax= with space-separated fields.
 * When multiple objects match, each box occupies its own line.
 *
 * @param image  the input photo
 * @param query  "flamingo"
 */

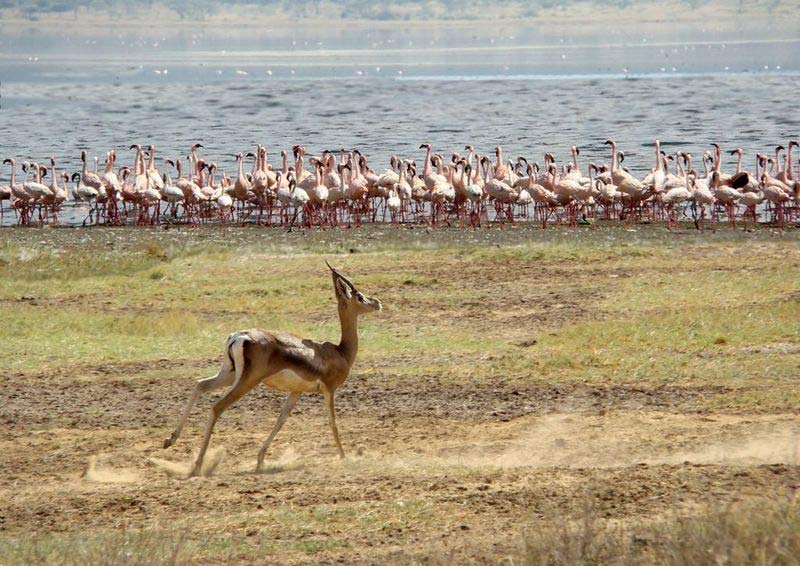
xmin=493 ymin=146 xmax=508 ymax=182
xmin=145 ymin=145 xmax=164 ymax=191
xmin=287 ymin=179 xmax=310 ymax=227
xmin=0 ymin=160 xmax=12 ymax=223
xmin=710 ymin=171 xmax=742 ymax=226
xmin=322 ymin=151 xmax=342 ymax=189
xmin=461 ymin=163 xmax=484 ymax=227
xmin=232 ymin=152 xmax=253 ymax=217
xmin=774 ymin=140 xmax=797 ymax=186
xmin=78 ymin=150 xmax=101 ymax=193
xmin=40 ymin=158 xmax=68 ymax=224
xmin=386 ymin=187 xmax=401 ymax=223
xmin=727 ymin=148 xmax=759 ymax=192
xmin=161 ymin=168 xmax=186 ymax=219
xmin=689 ymin=164 xmax=716 ymax=229
xmin=308 ymin=162 xmax=330 ymax=225
xmin=419 ymin=143 xmax=446 ymax=191
xmin=661 ymin=154 xmax=693 ymax=229
xmin=72 ymin=172 xmax=100 ymax=226
xmin=589 ymin=163 xmax=618 ymax=219
xmin=738 ymin=182 xmax=763 ymax=229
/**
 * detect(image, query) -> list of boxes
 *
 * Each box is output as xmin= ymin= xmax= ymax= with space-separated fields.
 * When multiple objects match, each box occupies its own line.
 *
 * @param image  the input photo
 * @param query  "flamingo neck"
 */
xmin=610 ymin=144 xmax=618 ymax=173
xmin=655 ymin=142 xmax=662 ymax=172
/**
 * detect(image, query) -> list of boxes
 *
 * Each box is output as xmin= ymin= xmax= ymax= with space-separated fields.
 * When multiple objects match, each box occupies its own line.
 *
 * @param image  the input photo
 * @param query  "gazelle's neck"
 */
xmin=337 ymin=305 xmax=359 ymax=366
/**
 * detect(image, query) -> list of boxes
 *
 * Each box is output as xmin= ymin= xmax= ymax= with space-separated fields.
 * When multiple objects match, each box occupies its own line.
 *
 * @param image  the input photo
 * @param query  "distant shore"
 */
xmin=1 ymin=0 xmax=798 ymax=38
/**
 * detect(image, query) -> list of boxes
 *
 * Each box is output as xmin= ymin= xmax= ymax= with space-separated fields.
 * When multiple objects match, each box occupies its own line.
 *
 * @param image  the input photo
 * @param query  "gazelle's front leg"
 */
xmin=256 ymin=392 xmax=301 ymax=472
xmin=163 ymin=368 xmax=234 ymax=449
xmin=323 ymin=387 xmax=345 ymax=459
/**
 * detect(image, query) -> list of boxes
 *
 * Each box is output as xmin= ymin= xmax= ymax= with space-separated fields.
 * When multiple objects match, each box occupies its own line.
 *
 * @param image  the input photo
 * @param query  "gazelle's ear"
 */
xmin=335 ymin=278 xmax=352 ymax=300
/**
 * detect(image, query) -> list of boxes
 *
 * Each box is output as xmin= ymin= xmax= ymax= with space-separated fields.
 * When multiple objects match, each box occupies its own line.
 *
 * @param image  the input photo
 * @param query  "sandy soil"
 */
xmin=1 ymin=365 xmax=798 ymax=562
xmin=0 ymin=224 xmax=798 ymax=563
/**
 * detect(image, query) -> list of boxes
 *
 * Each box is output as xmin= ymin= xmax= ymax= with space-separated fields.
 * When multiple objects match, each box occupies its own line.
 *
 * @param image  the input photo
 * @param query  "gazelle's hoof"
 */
xmin=163 ymin=435 xmax=176 ymax=449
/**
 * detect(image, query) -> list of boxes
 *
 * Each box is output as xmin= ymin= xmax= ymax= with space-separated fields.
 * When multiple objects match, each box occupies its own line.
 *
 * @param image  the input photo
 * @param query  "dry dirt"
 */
xmin=1 ymin=368 xmax=798 ymax=563
xmin=2 ymin=365 xmax=798 ymax=564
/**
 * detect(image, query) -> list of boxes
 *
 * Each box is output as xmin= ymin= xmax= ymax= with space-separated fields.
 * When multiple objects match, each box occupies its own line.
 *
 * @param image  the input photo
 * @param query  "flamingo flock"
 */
xmin=1 ymin=140 xmax=798 ymax=229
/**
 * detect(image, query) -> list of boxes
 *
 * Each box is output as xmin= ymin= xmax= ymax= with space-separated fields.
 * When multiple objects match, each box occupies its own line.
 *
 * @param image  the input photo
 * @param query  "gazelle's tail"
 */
xmin=224 ymin=331 xmax=251 ymax=377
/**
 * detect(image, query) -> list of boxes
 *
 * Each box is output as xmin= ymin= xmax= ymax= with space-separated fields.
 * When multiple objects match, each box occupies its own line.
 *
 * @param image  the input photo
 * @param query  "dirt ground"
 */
xmin=0 ymin=224 xmax=798 ymax=563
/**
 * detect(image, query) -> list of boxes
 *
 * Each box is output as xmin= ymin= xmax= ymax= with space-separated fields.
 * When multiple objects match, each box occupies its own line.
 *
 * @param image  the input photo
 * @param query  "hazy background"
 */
xmin=0 ymin=0 xmax=797 ymax=82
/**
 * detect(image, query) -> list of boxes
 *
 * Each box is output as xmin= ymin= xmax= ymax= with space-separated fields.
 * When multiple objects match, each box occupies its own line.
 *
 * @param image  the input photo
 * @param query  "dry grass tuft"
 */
xmin=523 ymin=496 xmax=800 ymax=566
xmin=0 ymin=528 xmax=194 ymax=566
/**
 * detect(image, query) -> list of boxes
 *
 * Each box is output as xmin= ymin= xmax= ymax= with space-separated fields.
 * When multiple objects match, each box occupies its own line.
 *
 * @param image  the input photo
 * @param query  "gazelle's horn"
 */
xmin=325 ymin=260 xmax=356 ymax=289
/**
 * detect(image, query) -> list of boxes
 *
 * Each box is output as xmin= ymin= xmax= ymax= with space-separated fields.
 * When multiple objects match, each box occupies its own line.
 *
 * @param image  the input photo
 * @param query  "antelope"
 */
xmin=163 ymin=261 xmax=382 ymax=477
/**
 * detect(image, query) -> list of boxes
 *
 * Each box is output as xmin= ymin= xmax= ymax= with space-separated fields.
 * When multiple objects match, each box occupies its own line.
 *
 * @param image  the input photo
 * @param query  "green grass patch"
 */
xmin=1 ymin=234 xmax=797 ymax=412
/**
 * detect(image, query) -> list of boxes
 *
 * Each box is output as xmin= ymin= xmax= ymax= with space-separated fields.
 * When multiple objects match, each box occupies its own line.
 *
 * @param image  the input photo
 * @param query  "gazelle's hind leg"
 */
xmin=255 ymin=392 xmax=301 ymax=472
xmin=189 ymin=336 xmax=259 ymax=477
xmin=323 ymin=386 xmax=345 ymax=458
xmin=163 ymin=365 xmax=235 ymax=449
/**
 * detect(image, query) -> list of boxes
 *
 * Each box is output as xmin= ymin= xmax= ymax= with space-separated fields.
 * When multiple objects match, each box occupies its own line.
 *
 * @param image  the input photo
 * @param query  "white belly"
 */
xmin=264 ymin=370 xmax=320 ymax=393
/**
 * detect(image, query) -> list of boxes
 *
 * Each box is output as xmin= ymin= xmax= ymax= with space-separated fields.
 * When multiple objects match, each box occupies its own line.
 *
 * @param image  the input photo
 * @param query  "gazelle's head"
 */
xmin=326 ymin=261 xmax=382 ymax=316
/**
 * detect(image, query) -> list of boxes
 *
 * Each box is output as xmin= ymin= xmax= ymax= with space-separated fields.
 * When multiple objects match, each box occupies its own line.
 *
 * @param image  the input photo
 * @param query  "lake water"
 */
xmin=0 ymin=22 xmax=798 ymax=225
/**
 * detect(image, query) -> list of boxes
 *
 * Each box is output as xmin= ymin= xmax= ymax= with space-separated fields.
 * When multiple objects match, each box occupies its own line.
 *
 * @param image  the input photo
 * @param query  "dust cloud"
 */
xmin=441 ymin=413 xmax=800 ymax=470
xmin=85 ymin=454 xmax=142 ymax=483
xmin=149 ymin=448 xmax=226 ymax=479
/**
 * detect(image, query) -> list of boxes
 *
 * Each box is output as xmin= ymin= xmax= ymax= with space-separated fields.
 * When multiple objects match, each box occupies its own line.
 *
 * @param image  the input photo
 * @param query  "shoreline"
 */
xmin=1 ymin=223 xmax=797 ymax=257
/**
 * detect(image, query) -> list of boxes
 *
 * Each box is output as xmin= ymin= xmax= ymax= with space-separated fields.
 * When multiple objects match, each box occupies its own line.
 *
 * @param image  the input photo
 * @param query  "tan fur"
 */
xmin=163 ymin=262 xmax=381 ymax=477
